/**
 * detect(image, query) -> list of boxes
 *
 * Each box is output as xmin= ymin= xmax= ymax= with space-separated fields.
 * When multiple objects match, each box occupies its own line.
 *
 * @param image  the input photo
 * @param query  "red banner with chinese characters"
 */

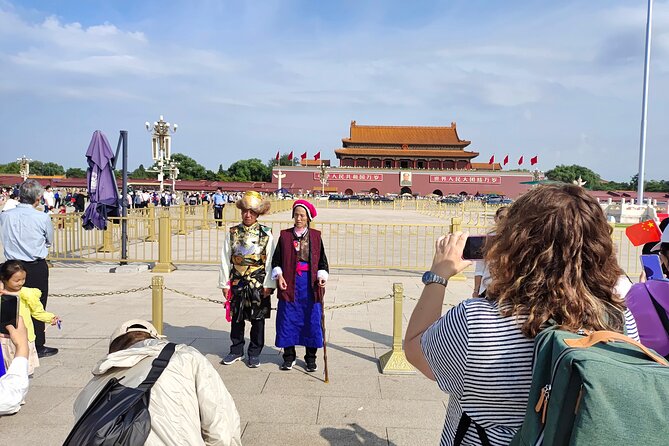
xmin=312 ymin=173 xmax=384 ymax=181
xmin=429 ymin=175 xmax=502 ymax=184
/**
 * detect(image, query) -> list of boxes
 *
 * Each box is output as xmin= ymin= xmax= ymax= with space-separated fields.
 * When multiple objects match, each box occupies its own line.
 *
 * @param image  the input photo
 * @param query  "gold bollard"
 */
xmin=153 ymin=213 xmax=176 ymax=273
xmin=379 ymin=283 xmax=416 ymax=374
xmin=151 ymin=275 xmax=164 ymax=335
xmin=178 ymin=203 xmax=187 ymax=235
xmin=145 ymin=205 xmax=157 ymax=242
xmin=201 ymin=203 xmax=209 ymax=229
xmin=449 ymin=217 xmax=466 ymax=281
xmin=98 ymin=221 xmax=117 ymax=252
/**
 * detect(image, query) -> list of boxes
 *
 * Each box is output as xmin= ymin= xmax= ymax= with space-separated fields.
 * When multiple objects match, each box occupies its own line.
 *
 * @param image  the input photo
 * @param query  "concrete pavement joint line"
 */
xmin=260 ymin=372 xmax=271 ymax=394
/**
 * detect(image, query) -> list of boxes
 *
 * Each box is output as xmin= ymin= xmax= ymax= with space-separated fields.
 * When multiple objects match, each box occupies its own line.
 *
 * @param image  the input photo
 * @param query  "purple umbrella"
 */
xmin=82 ymin=131 xmax=119 ymax=230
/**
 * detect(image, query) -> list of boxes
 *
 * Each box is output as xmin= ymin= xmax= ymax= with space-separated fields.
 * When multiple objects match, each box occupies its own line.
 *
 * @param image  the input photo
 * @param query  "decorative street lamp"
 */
xmin=318 ymin=163 xmax=329 ymax=197
xmin=17 ymin=156 xmax=32 ymax=181
xmin=169 ymin=161 xmax=180 ymax=192
xmin=145 ymin=115 xmax=178 ymax=191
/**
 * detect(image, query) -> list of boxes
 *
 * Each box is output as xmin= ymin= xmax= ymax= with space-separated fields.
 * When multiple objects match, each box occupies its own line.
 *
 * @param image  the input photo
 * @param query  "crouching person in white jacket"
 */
xmin=73 ymin=319 xmax=242 ymax=446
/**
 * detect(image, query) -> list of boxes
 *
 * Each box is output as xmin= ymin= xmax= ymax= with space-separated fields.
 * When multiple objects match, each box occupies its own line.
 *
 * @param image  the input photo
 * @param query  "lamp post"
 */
xmin=17 ymin=156 xmax=32 ymax=181
xmin=169 ymin=161 xmax=180 ymax=192
xmin=145 ymin=115 xmax=178 ymax=191
xmin=318 ymin=163 xmax=329 ymax=197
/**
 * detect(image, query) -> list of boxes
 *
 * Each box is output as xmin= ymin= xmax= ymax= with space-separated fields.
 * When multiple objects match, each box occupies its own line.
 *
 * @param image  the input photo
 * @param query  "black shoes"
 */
xmin=305 ymin=361 xmax=318 ymax=372
xmin=36 ymin=346 xmax=59 ymax=358
xmin=280 ymin=359 xmax=296 ymax=370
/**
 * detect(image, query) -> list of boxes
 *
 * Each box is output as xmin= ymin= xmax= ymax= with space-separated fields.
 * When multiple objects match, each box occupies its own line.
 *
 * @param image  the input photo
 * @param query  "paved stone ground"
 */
xmin=0 ymin=266 xmax=474 ymax=445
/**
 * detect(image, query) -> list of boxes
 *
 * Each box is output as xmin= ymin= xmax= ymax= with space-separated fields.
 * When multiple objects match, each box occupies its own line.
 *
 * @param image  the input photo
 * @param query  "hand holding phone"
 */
xmin=462 ymin=235 xmax=488 ymax=260
xmin=0 ymin=295 xmax=19 ymax=335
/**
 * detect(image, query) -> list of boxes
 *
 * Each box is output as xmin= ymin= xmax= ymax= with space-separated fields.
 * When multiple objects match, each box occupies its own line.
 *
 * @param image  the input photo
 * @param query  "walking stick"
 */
xmin=321 ymin=296 xmax=329 ymax=384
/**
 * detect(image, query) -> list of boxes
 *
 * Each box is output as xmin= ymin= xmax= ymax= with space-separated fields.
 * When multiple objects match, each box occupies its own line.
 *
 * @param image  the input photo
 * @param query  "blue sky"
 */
xmin=1 ymin=0 xmax=668 ymax=181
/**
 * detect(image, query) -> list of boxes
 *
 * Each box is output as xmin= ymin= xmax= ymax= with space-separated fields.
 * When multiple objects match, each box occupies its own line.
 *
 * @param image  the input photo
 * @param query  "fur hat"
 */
xmin=236 ymin=191 xmax=271 ymax=215
xmin=293 ymin=199 xmax=317 ymax=221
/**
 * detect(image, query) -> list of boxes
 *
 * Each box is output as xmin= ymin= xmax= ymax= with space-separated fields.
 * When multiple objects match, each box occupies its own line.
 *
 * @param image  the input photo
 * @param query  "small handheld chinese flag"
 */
xmin=625 ymin=219 xmax=662 ymax=246
xmin=530 ymin=155 xmax=538 ymax=165
xmin=503 ymin=155 xmax=509 ymax=165
xmin=489 ymin=155 xmax=495 ymax=164
xmin=518 ymin=155 xmax=524 ymax=165
xmin=314 ymin=151 xmax=321 ymax=161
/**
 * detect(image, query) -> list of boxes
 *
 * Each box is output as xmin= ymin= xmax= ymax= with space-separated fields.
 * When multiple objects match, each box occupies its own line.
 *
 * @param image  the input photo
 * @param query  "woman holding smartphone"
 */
xmin=405 ymin=184 xmax=638 ymax=446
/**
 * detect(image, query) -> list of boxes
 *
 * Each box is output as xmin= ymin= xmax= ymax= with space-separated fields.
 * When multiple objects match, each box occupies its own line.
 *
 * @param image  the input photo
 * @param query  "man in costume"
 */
xmin=271 ymin=200 xmax=329 ymax=372
xmin=219 ymin=191 xmax=275 ymax=368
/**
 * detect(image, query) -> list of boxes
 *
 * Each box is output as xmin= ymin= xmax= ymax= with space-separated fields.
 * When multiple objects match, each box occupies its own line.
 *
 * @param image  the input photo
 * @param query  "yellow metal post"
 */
xmin=153 ymin=213 xmax=176 ymax=273
xmin=146 ymin=205 xmax=157 ymax=242
xmin=449 ymin=217 xmax=466 ymax=281
xmin=98 ymin=221 xmax=117 ymax=252
xmin=151 ymin=275 xmax=164 ymax=335
xmin=178 ymin=203 xmax=187 ymax=235
xmin=379 ymin=283 xmax=416 ymax=374
xmin=202 ymin=203 xmax=209 ymax=229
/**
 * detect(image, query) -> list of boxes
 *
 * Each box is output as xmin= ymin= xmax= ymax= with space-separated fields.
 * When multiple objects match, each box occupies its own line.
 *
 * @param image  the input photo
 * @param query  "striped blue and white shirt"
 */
xmin=421 ymin=298 xmax=639 ymax=446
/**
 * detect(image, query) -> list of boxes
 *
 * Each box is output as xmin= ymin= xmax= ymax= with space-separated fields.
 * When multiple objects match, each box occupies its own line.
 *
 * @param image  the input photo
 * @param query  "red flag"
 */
xmin=530 ymin=156 xmax=538 ymax=165
xmin=314 ymin=151 xmax=321 ymax=161
xmin=625 ymin=219 xmax=662 ymax=246
xmin=518 ymin=156 xmax=524 ymax=165
xmin=300 ymin=152 xmax=307 ymax=160
xmin=288 ymin=151 xmax=293 ymax=160
xmin=275 ymin=151 xmax=280 ymax=161
xmin=488 ymin=155 xmax=495 ymax=164
xmin=503 ymin=155 xmax=509 ymax=165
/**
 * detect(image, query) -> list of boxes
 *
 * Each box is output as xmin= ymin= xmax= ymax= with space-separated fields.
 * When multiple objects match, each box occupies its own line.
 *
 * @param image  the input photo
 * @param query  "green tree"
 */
xmin=65 ymin=167 xmax=87 ymax=178
xmin=0 ymin=162 xmax=20 ymax=174
xmin=545 ymin=165 xmax=602 ymax=189
xmin=228 ymin=158 xmax=272 ymax=182
xmin=30 ymin=161 xmax=65 ymax=176
xmin=129 ymin=164 xmax=151 ymax=179
xmin=160 ymin=153 xmax=216 ymax=180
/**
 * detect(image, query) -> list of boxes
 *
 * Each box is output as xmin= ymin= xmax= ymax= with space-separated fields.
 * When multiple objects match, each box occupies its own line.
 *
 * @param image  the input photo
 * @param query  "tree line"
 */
xmin=0 ymin=153 xmax=298 ymax=183
xmin=0 ymin=157 xmax=666 ymax=192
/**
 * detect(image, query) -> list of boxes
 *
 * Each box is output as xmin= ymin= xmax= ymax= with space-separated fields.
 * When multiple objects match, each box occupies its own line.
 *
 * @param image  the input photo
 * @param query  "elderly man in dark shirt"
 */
xmin=0 ymin=180 xmax=58 ymax=357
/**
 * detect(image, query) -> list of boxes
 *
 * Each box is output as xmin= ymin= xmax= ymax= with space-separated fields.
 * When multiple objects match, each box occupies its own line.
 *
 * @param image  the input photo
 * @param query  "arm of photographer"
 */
xmin=405 ymin=232 xmax=472 ymax=381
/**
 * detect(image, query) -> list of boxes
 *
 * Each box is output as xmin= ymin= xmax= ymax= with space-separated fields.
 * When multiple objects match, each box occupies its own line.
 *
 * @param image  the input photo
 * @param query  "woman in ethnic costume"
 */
xmin=219 ymin=191 xmax=276 ymax=368
xmin=272 ymin=200 xmax=329 ymax=372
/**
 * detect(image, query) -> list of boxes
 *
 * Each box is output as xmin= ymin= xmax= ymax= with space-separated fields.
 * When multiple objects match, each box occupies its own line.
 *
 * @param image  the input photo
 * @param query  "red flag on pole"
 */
xmin=314 ymin=151 xmax=321 ymax=161
xmin=625 ymin=219 xmax=662 ymax=246
xmin=275 ymin=151 xmax=280 ymax=161
xmin=288 ymin=151 xmax=293 ymax=160
xmin=518 ymin=156 xmax=524 ymax=165
xmin=530 ymin=156 xmax=538 ymax=165
xmin=503 ymin=155 xmax=509 ymax=165
xmin=488 ymin=155 xmax=495 ymax=164
xmin=300 ymin=152 xmax=307 ymax=160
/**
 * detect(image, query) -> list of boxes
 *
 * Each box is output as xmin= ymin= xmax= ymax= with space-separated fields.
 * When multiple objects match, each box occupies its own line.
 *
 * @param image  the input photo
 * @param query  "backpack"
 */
xmin=509 ymin=329 xmax=669 ymax=446
xmin=626 ymin=281 xmax=669 ymax=358
xmin=63 ymin=343 xmax=176 ymax=446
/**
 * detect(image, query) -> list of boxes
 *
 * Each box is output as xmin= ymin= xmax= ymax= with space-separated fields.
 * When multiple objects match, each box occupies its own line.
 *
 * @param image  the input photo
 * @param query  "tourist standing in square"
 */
xmin=219 ymin=191 xmax=275 ymax=368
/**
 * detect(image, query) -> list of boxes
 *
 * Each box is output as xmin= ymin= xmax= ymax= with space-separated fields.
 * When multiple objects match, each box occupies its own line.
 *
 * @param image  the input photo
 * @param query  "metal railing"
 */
xmin=48 ymin=202 xmax=644 ymax=276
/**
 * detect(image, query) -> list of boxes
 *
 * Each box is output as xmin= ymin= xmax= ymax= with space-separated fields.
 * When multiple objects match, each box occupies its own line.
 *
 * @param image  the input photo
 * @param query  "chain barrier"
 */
xmin=51 ymin=286 xmax=455 ymax=310
xmin=50 ymin=286 xmax=151 ymax=298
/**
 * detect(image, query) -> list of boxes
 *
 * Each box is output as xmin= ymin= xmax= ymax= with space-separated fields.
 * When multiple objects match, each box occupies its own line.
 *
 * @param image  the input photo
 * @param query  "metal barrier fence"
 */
xmin=48 ymin=202 xmax=644 ymax=276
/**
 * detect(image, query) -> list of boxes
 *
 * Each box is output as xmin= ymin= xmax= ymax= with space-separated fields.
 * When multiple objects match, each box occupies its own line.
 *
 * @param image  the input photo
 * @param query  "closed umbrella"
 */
xmin=82 ymin=131 xmax=119 ymax=230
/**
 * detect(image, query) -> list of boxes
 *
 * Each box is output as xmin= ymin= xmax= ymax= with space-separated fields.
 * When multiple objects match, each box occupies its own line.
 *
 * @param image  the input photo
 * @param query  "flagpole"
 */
xmin=637 ymin=0 xmax=653 ymax=205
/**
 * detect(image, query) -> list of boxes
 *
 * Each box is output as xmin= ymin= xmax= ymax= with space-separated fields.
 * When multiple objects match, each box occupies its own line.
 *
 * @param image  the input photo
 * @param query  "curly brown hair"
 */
xmin=485 ymin=184 xmax=626 ymax=338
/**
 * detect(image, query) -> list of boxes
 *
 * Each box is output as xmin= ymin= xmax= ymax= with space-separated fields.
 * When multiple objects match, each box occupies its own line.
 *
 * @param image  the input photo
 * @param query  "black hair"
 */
xmin=0 ymin=260 xmax=26 ymax=282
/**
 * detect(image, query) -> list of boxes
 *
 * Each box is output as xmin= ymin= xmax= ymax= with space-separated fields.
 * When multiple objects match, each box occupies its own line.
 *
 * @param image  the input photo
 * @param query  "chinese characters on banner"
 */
xmin=312 ymin=173 xmax=384 ymax=181
xmin=429 ymin=175 xmax=502 ymax=184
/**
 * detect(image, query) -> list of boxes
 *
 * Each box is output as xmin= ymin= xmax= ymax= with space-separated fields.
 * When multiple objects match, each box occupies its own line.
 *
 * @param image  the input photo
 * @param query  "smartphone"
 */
xmin=641 ymin=254 xmax=664 ymax=280
xmin=0 ymin=295 xmax=19 ymax=335
xmin=463 ymin=235 xmax=488 ymax=260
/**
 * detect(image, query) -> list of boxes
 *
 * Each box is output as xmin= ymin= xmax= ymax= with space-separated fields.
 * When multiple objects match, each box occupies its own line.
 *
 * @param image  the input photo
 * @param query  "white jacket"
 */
xmin=73 ymin=340 xmax=242 ymax=446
